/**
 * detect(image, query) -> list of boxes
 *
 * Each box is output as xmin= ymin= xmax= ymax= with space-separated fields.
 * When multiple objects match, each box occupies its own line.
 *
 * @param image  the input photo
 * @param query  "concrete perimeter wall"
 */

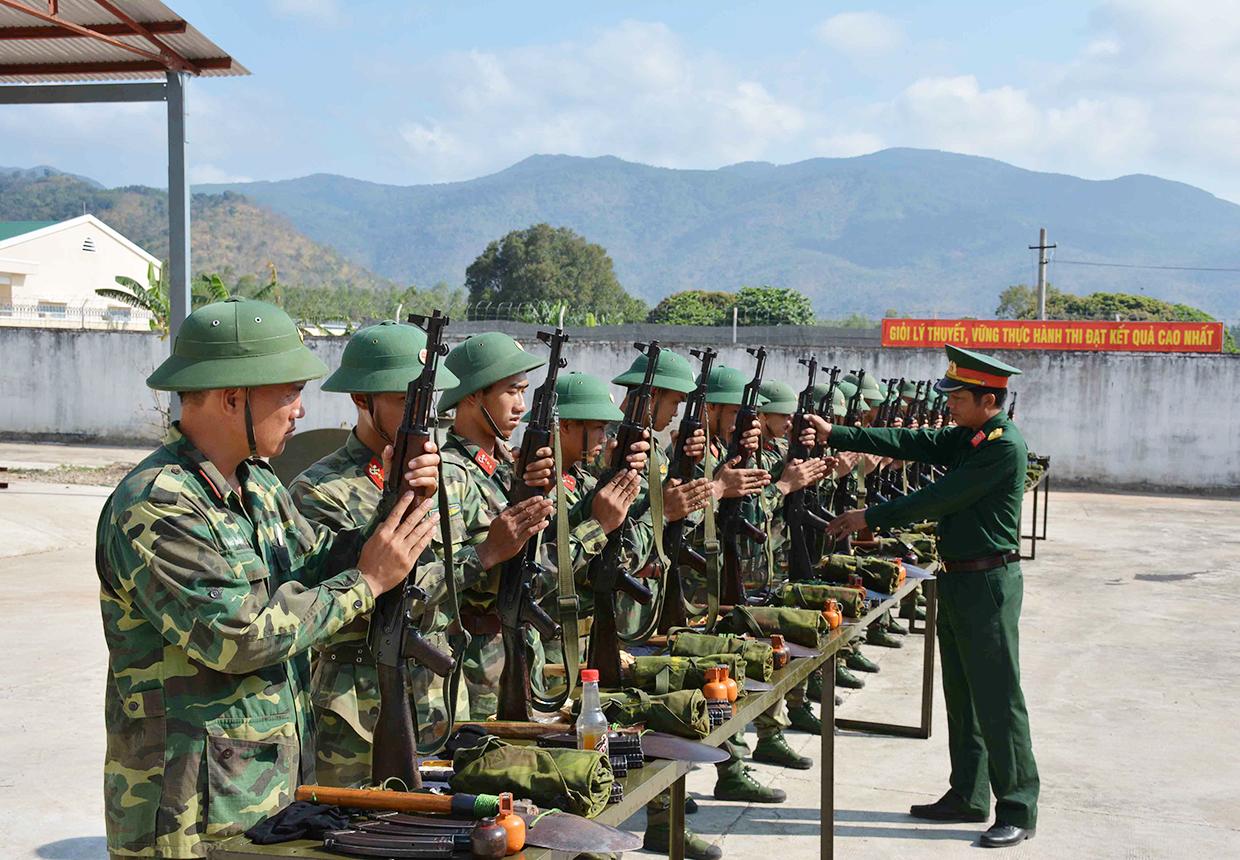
xmin=3 ymin=327 xmax=1238 ymax=492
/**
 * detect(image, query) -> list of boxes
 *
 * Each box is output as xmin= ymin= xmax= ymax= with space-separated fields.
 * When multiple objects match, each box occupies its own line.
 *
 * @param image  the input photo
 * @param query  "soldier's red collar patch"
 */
xmin=474 ymin=448 xmax=498 ymax=476
xmin=970 ymin=431 xmax=986 ymax=448
xmin=366 ymin=457 xmax=385 ymax=489
xmin=562 ymin=472 xmax=577 ymax=493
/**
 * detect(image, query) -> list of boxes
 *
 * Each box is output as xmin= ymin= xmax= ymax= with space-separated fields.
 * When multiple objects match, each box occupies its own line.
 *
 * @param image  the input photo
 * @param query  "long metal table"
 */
xmin=209 ymin=571 xmax=937 ymax=860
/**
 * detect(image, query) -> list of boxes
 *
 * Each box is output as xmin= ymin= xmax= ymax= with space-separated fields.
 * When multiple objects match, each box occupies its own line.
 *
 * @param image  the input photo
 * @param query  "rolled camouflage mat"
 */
xmin=775 ymin=582 xmax=866 ymax=619
xmin=814 ymin=553 xmax=905 ymax=594
xmin=584 ymin=688 xmax=711 ymax=739
xmin=449 ymin=736 xmax=613 ymax=819
xmin=626 ymin=654 xmax=748 ymax=695
xmin=722 ymin=605 xmax=829 ymax=649
xmin=668 ymin=631 xmax=774 ymax=682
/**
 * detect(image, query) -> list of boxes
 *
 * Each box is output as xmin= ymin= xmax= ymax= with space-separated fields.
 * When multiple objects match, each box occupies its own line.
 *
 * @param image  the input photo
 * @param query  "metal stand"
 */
xmin=821 ymin=654 xmax=836 ymax=860
xmin=1021 ymin=457 xmax=1051 ymax=560
xmin=836 ymin=577 xmax=938 ymax=739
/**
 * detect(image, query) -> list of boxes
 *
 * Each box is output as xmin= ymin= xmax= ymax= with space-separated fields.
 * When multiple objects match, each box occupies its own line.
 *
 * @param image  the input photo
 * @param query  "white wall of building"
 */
xmin=0 ymin=215 xmax=157 ymax=330
xmin=2 ymin=327 xmax=1238 ymax=492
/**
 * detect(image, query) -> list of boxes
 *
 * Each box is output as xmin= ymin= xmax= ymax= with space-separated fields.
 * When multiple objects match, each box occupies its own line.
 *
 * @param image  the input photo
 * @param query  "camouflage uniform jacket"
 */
xmin=95 ymin=425 xmax=373 ymax=858
xmin=287 ymin=431 xmax=453 ymax=748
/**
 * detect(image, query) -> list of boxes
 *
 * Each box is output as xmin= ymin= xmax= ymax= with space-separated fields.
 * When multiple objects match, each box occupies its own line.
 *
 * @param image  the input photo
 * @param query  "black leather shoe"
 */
xmin=979 ymin=824 xmax=1035 ymax=848
xmin=908 ymin=794 xmax=988 ymax=823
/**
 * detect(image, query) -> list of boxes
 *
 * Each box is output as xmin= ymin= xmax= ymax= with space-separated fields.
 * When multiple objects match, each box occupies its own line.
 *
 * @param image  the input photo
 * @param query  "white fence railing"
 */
xmin=0 ymin=302 xmax=155 ymax=330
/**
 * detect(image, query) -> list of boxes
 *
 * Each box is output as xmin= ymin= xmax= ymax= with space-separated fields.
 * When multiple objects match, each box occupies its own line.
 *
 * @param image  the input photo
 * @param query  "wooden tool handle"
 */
xmin=453 ymin=720 xmax=573 ymax=740
xmin=296 ymin=785 xmax=455 ymax=814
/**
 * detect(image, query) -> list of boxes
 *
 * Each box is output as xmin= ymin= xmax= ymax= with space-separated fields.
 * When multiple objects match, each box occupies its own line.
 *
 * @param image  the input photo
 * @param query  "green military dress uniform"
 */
xmin=829 ymin=346 xmax=1039 ymax=833
xmin=289 ymin=320 xmax=466 ymax=788
xmin=96 ymin=299 xmax=374 ymax=859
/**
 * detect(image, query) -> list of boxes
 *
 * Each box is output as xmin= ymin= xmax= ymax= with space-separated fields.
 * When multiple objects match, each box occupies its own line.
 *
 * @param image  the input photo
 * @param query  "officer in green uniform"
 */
xmin=95 ymin=299 xmax=442 ymax=859
xmin=288 ymin=320 xmax=466 ymax=787
xmin=816 ymin=345 xmax=1039 ymax=849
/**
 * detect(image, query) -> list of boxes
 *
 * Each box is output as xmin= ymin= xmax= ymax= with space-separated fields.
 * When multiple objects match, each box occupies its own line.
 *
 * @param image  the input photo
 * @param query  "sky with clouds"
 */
xmin=3 ymin=0 xmax=1240 ymax=201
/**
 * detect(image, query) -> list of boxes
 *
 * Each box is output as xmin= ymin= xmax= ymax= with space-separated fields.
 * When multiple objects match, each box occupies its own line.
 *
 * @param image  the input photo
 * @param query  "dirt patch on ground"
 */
xmin=4 ymin=463 xmax=134 ymax=488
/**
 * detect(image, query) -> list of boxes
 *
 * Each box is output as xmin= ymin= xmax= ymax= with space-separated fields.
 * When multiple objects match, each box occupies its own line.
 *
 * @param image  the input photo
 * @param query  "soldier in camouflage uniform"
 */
xmin=435 ymin=333 xmax=646 ymax=718
xmin=288 ymin=320 xmax=467 ymax=788
xmin=95 ymin=299 xmax=442 ymax=859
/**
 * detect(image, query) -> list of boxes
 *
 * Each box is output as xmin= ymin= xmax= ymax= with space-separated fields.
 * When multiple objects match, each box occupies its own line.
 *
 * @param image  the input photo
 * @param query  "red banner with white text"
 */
xmin=881 ymin=318 xmax=1224 ymax=353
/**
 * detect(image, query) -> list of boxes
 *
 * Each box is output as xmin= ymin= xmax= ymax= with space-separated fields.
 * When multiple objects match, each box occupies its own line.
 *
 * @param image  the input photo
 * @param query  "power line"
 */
xmin=1054 ymin=259 xmax=1240 ymax=273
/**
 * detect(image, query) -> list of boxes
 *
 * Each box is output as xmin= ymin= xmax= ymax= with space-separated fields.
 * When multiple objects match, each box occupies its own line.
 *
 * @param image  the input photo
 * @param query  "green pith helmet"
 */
xmin=809 ymin=382 xmax=848 ymax=418
xmin=611 ymin=348 xmax=696 ymax=394
xmin=757 ymin=379 xmax=797 ymax=414
xmin=831 ymin=387 xmax=847 ymax=417
xmin=147 ymin=298 xmax=327 ymax=391
xmin=321 ymin=320 xmax=459 ymax=393
xmin=898 ymin=379 xmax=920 ymax=399
xmin=705 ymin=365 xmax=751 ymax=405
xmin=843 ymin=372 xmax=884 ymax=407
xmin=523 ymin=372 xmax=622 ymax=423
xmin=437 ymin=332 xmax=546 ymax=413
xmin=935 ymin=343 xmax=1022 ymax=393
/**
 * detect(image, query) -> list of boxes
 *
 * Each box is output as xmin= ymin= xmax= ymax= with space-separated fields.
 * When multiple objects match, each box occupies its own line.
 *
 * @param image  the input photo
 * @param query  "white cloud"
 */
xmin=190 ymin=164 xmax=253 ymax=184
xmin=394 ymin=21 xmax=811 ymax=180
xmin=815 ymin=131 xmax=885 ymax=158
xmin=816 ymin=12 xmax=905 ymax=58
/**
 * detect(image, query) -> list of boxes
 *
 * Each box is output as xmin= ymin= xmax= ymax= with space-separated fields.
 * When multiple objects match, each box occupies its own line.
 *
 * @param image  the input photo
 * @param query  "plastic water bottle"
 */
xmin=576 ymin=669 xmax=610 ymax=759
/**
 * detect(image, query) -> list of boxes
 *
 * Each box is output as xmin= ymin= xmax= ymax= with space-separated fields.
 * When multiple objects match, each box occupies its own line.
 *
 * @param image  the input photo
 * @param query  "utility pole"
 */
xmin=1029 ymin=228 xmax=1056 ymax=320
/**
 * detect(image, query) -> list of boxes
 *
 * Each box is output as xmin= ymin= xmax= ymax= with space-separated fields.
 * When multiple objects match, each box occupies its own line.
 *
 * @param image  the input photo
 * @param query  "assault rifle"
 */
xmin=863 ymin=378 xmax=899 ymax=507
xmin=716 ymin=346 xmax=767 ymax=606
xmin=829 ymin=369 xmax=866 ymax=516
xmin=806 ymin=365 xmax=842 ymax=528
xmin=370 ymin=310 xmax=454 ymax=789
xmin=656 ymin=346 xmax=717 ymax=633
xmin=784 ymin=356 xmax=830 ymax=582
xmin=587 ymin=342 xmax=660 ymax=687
xmin=495 ymin=328 xmax=569 ymax=721
xmin=1007 ymin=391 xmax=1018 ymax=420
xmin=879 ymin=377 xmax=910 ymax=500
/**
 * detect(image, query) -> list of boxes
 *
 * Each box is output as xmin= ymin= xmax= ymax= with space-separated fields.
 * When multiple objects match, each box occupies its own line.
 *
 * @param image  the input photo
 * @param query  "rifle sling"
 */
xmin=553 ymin=420 xmax=581 ymax=700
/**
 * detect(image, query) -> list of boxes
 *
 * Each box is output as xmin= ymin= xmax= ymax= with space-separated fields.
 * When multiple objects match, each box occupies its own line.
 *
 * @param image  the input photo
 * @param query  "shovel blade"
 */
xmin=521 ymin=810 xmax=642 ymax=853
xmin=640 ymin=732 xmax=730 ymax=764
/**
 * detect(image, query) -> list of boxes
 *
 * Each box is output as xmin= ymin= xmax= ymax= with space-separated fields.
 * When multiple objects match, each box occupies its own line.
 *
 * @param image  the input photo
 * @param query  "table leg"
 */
xmin=1041 ymin=473 xmax=1050 ymax=540
xmin=669 ymin=773 xmax=686 ymax=860
xmin=821 ymin=656 xmax=835 ymax=860
xmin=917 ymin=577 xmax=938 ymax=740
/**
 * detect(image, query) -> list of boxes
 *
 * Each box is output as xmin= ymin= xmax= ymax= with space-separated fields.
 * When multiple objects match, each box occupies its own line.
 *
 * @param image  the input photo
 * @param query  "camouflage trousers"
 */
xmin=313 ymin=652 xmax=470 ymax=788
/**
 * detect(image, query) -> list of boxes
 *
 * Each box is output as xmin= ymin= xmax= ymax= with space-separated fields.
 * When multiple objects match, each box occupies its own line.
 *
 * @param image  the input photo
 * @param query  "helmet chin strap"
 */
xmin=243 ymin=389 xmax=258 ymax=459
xmin=580 ymin=423 xmax=588 ymax=465
xmin=364 ymin=395 xmax=394 ymax=447
xmin=480 ymin=403 xmax=512 ymax=442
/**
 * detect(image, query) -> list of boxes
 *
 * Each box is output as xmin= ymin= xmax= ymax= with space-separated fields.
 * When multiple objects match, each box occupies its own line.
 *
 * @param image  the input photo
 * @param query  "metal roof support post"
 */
xmin=166 ymin=71 xmax=190 ymax=344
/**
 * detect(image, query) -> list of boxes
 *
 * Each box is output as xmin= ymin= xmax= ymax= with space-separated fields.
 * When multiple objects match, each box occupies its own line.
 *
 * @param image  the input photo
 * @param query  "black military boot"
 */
xmin=836 ymin=663 xmax=865 ymax=689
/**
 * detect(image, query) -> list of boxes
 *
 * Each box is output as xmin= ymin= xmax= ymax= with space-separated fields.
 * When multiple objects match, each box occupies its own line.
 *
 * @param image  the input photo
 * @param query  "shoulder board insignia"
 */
xmin=987 ymin=427 xmax=1004 ymax=442
xmin=366 ymin=457 xmax=385 ymax=490
xmin=474 ymin=448 xmax=497 ymax=476
xmin=970 ymin=431 xmax=986 ymax=448
xmin=562 ymin=473 xmax=577 ymax=493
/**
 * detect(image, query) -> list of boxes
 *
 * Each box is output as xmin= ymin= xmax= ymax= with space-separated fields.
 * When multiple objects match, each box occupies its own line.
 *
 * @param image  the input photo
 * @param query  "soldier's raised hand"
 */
xmin=623 ymin=430 xmax=651 ymax=473
xmin=592 ymin=468 xmax=642 ymax=533
xmin=381 ymin=440 xmax=440 ymax=497
xmin=476 ymin=496 xmax=554 ymax=569
xmin=358 ymin=495 xmax=440 ymax=596
xmin=776 ymin=457 xmax=829 ymax=495
xmin=682 ymin=427 xmax=707 ymax=461
xmin=522 ymin=446 xmax=555 ymax=488
xmin=664 ymin=477 xmax=712 ymax=521
xmin=714 ymin=456 xmax=770 ymax=498
xmin=739 ymin=417 xmax=762 ymax=455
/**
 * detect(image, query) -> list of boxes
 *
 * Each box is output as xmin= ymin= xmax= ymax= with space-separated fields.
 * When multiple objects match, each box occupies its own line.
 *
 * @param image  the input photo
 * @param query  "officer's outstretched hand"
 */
xmin=664 ymin=477 xmax=712 ymax=521
xmin=805 ymin=414 xmax=832 ymax=444
xmin=713 ymin=457 xmax=770 ymax=499
xmin=775 ymin=457 xmax=829 ymax=495
xmin=592 ymin=468 xmax=642 ymax=533
xmin=358 ymin=495 xmax=440 ymax=596
xmin=826 ymin=508 xmax=868 ymax=541
xmin=476 ymin=496 xmax=554 ymax=569
xmin=523 ymin=446 xmax=555 ymax=488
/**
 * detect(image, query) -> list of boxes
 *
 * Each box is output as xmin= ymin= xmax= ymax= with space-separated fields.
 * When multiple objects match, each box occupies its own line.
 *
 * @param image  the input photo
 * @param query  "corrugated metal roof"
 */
xmin=0 ymin=219 xmax=56 ymax=240
xmin=0 ymin=0 xmax=247 ymax=83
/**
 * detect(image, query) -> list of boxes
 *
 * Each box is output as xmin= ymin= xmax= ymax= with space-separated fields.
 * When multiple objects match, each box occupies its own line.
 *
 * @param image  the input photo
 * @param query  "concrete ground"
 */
xmin=1 ymin=459 xmax=1238 ymax=859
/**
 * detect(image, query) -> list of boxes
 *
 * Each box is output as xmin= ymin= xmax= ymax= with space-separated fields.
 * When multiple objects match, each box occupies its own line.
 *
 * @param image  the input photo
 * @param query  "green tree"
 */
xmin=97 ymin=262 xmax=171 ymax=337
xmin=465 ymin=223 xmax=646 ymax=324
xmin=735 ymin=285 xmax=816 ymax=325
xmin=646 ymin=290 xmax=736 ymax=325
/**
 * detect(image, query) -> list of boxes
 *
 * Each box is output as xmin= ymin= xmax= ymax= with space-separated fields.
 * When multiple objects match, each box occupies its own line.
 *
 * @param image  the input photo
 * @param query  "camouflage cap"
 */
xmin=611 ymin=348 xmax=696 ymax=394
xmin=321 ymin=320 xmax=459 ymax=394
xmin=146 ymin=298 xmax=326 ymax=391
xmin=437 ymin=332 xmax=546 ymax=412
xmin=935 ymin=344 xmax=1022 ymax=393
xmin=757 ymin=379 xmax=797 ymax=414
xmin=523 ymin=372 xmax=622 ymax=423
